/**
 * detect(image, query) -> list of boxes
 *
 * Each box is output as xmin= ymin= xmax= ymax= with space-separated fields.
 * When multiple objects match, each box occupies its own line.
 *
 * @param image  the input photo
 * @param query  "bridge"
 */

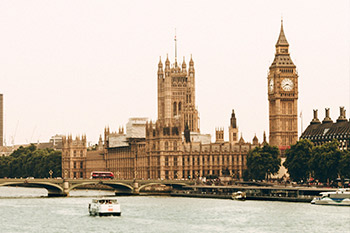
xmin=0 ymin=178 xmax=195 ymax=197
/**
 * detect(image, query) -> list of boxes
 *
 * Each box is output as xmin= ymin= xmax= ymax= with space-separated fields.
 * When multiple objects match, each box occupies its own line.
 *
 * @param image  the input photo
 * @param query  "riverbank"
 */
xmin=170 ymin=185 xmax=336 ymax=202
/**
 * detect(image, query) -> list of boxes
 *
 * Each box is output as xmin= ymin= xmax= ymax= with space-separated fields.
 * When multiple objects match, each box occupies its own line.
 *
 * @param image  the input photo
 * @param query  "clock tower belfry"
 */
xmin=268 ymin=20 xmax=298 ymax=148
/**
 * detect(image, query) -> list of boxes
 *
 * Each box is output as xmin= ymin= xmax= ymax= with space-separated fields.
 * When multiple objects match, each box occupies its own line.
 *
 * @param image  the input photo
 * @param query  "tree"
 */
xmin=0 ymin=145 xmax=62 ymax=178
xmin=339 ymin=150 xmax=350 ymax=179
xmin=246 ymin=144 xmax=281 ymax=181
xmin=284 ymin=139 xmax=313 ymax=182
xmin=309 ymin=140 xmax=342 ymax=183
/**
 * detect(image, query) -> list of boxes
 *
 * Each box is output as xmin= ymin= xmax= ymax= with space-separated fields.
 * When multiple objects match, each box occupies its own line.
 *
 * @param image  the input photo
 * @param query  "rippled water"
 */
xmin=0 ymin=187 xmax=349 ymax=233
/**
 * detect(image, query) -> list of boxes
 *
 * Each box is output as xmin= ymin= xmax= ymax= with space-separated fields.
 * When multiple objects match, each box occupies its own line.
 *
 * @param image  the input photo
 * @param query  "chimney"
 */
xmin=337 ymin=106 xmax=347 ymax=122
xmin=311 ymin=109 xmax=321 ymax=124
xmin=322 ymin=108 xmax=332 ymax=123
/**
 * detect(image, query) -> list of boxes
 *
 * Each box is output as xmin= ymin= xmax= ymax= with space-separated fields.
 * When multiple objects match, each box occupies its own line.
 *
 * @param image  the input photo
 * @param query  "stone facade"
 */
xmin=61 ymin=135 xmax=87 ymax=179
xmin=268 ymin=20 xmax=298 ymax=149
xmin=157 ymin=56 xmax=199 ymax=133
xmin=62 ymin=51 xmax=262 ymax=180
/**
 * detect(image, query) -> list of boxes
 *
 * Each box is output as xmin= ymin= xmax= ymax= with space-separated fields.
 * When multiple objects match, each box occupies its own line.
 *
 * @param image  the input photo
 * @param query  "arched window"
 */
xmin=178 ymin=102 xmax=182 ymax=113
xmin=173 ymin=102 xmax=177 ymax=116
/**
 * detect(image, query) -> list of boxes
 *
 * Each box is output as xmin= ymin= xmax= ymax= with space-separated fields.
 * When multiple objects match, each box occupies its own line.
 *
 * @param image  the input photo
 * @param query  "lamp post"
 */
xmin=49 ymin=170 xmax=53 ymax=179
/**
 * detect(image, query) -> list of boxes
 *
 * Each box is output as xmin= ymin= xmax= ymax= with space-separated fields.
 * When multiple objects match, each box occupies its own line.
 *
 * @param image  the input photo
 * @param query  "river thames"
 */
xmin=0 ymin=187 xmax=349 ymax=233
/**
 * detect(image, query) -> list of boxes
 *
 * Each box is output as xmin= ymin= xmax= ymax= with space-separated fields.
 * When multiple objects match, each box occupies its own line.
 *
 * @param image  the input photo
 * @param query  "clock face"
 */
xmin=269 ymin=79 xmax=274 ymax=92
xmin=281 ymin=78 xmax=293 ymax=91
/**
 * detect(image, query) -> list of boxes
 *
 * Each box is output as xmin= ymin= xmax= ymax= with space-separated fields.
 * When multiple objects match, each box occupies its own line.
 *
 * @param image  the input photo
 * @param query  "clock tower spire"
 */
xmin=268 ymin=20 xmax=298 ymax=150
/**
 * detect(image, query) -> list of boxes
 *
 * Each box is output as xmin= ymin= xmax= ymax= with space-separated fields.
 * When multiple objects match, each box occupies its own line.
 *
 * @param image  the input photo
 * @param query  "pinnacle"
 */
xmin=276 ymin=20 xmax=289 ymax=46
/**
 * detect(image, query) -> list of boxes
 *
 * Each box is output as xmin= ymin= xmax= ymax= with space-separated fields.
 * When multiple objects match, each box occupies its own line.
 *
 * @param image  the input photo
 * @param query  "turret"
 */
xmin=182 ymin=57 xmax=187 ymax=71
xmin=238 ymin=133 xmax=245 ymax=144
xmin=215 ymin=128 xmax=224 ymax=143
xmin=252 ymin=134 xmax=259 ymax=145
xmin=189 ymin=55 xmax=194 ymax=71
xmin=158 ymin=57 xmax=163 ymax=76
xmin=229 ymin=109 xmax=238 ymax=144
xmin=263 ymin=131 xmax=267 ymax=144
xmin=230 ymin=109 xmax=237 ymax=128
xmin=165 ymin=54 xmax=170 ymax=71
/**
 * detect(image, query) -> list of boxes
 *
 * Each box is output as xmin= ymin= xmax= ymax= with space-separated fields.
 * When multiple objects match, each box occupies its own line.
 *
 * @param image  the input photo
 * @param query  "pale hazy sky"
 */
xmin=0 ymin=0 xmax=349 ymax=145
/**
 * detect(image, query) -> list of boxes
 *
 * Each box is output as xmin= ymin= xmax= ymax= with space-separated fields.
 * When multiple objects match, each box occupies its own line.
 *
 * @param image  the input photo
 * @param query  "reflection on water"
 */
xmin=0 ymin=187 xmax=115 ymax=198
xmin=0 ymin=187 xmax=349 ymax=233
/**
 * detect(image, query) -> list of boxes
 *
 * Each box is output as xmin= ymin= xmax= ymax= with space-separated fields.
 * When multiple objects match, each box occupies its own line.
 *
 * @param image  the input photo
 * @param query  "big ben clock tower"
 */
xmin=268 ymin=20 xmax=298 ymax=148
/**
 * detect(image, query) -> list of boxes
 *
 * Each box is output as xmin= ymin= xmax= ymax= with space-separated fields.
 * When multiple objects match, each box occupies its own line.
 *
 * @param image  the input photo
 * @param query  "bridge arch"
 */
xmin=68 ymin=181 xmax=134 ymax=193
xmin=138 ymin=182 xmax=189 ymax=192
xmin=0 ymin=181 xmax=64 ymax=196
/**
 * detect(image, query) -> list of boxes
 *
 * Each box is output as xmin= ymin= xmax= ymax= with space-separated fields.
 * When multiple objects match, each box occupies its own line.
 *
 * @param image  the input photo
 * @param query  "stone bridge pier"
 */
xmin=133 ymin=181 xmax=139 ymax=194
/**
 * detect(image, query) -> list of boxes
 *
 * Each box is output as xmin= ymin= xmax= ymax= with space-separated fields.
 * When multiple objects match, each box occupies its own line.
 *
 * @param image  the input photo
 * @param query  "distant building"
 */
xmin=300 ymin=107 xmax=350 ymax=150
xmin=61 ymin=56 xmax=261 ymax=180
xmin=36 ymin=134 xmax=64 ymax=151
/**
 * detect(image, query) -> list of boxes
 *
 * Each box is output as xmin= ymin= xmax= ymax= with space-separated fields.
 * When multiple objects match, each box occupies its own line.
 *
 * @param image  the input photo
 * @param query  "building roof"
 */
xmin=276 ymin=20 xmax=289 ymax=46
xmin=300 ymin=108 xmax=350 ymax=142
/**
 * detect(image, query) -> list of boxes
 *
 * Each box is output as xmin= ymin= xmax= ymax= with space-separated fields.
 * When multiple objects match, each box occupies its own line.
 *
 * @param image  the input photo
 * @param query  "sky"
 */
xmin=0 ymin=0 xmax=349 ymax=145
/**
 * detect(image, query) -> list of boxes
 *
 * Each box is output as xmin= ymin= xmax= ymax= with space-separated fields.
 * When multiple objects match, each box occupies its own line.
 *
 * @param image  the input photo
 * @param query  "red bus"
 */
xmin=90 ymin=171 xmax=114 ymax=179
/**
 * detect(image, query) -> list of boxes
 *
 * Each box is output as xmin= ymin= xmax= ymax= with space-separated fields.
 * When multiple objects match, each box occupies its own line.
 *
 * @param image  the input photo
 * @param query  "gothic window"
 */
xmin=80 ymin=162 xmax=83 ymax=168
xmin=178 ymin=102 xmax=182 ymax=113
xmin=73 ymin=150 xmax=76 ymax=157
xmin=165 ymin=157 xmax=169 ymax=166
xmin=174 ymin=157 xmax=178 ymax=166
xmin=288 ymin=102 xmax=292 ymax=114
xmin=189 ymin=94 xmax=192 ymax=103
xmin=80 ymin=172 xmax=83 ymax=178
xmin=165 ymin=141 xmax=168 ymax=151
xmin=173 ymin=102 xmax=177 ymax=116
xmin=80 ymin=150 xmax=83 ymax=157
xmin=74 ymin=162 xmax=76 ymax=169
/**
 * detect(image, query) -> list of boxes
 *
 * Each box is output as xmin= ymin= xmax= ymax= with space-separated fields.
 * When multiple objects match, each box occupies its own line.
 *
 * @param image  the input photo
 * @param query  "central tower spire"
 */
xmin=174 ymin=28 xmax=177 ymax=66
xmin=276 ymin=19 xmax=289 ymax=48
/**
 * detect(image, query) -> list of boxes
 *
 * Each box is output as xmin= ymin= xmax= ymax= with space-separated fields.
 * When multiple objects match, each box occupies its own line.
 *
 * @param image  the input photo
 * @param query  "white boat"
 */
xmin=311 ymin=189 xmax=350 ymax=206
xmin=231 ymin=191 xmax=246 ymax=200
xmin=88 ymin=198 xmax=121 ymax=216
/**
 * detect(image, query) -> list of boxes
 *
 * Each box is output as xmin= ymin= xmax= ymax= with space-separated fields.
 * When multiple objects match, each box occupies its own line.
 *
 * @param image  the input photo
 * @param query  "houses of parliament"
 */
xmin=62 ymin=21 xmax=299 ymax=180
